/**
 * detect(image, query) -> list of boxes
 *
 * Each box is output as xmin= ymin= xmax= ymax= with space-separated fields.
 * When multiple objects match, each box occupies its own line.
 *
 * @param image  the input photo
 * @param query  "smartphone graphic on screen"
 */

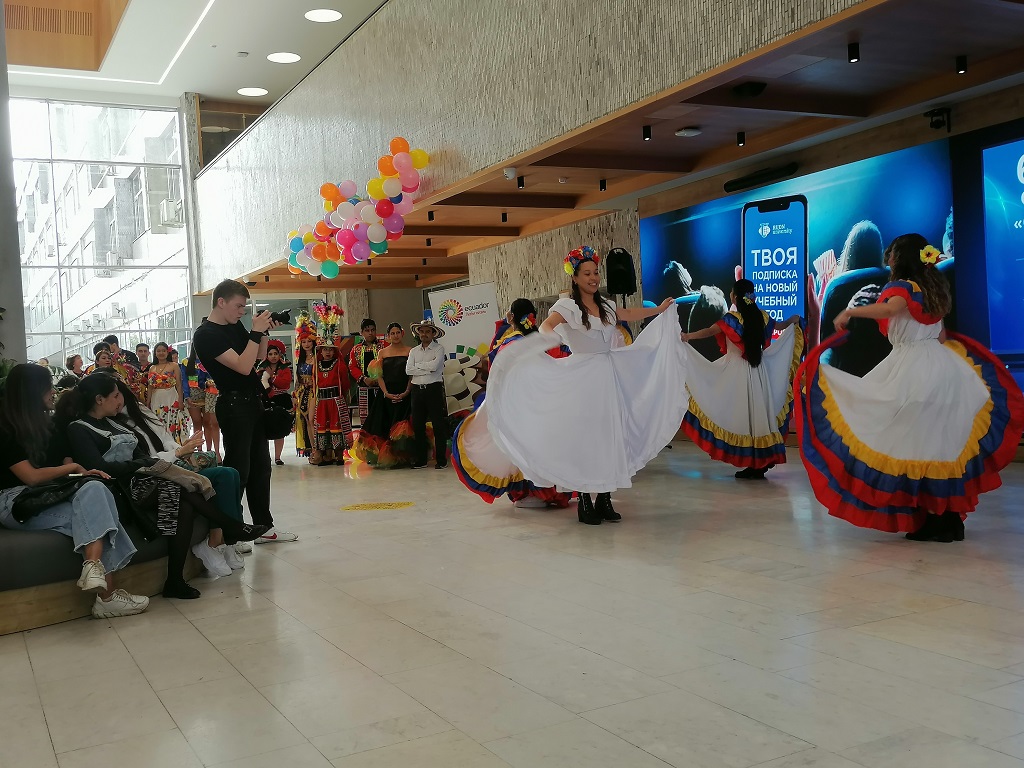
xmin=741 ymin=195 xmax=808 ymax=323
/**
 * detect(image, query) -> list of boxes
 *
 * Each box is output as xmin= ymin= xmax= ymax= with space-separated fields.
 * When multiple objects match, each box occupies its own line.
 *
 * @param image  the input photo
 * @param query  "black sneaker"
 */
xmin=410 ymin=462 xmax=429 ymax=470
xmin=435 ymin=463 xmax=448 ymax=470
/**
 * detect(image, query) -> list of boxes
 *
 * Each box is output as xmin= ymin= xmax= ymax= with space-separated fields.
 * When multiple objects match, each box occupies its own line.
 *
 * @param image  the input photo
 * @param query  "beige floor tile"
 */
xmin=386 ymin=660 xmax=576 ymax=743
xmin=25 ymin=620 xmax=133 ymax=683
xmin=666 ymin=590 xmax=835 ymax=639
xmin=486 ymin=717 xmax=675 ymax=768
xmin=310 ymin=711 xmax=453 ymax=761
xmin=221 ymin=630 xmax=367 ymax=687
xmin=665 ymin=661 xmax=914 ymax=752
xmin=191 ymin=606 xmax=310 ymax=650
xmin=39 ymin=666 xmax=175 ymax=754
xmin=329 ymin=730 xmax=510 ymax=768
xmin=170 ymin=582 xmax=278 ymax=621
xmin=378 ymin=591 xmax=509 ymax=632
xmin=852 ymin=616 xmax=1024 ymax=669
xmin=114 ymin=620 xmax=238 ymax=691
xmin=490 ymin=647 xmax=675 ymax=713
xmin=841 ymin=727 xmax=1024 ymax=768
xmin=419 ymin=610 xmax=575 ymax=667
xmin=55 ymin=729 xmax=202 ymax=768
xmin=971 ymin=679 xmax=1024 ymax=714
xmin=158 ymin=674 xmax=306 ymax=765
xmin=336 ymin=574 xmax=448 ymax=605
xmin=583 ymin=687 xmax=810 ymax=768
xmin=0 ymin=677 xmax=58 ymax=768
xmin=753 ymin=749 xmax=865 ymax=768
xmin=209 ymin=742 xmax=334 ymax=768
xmin=989 ymin=732 xmax=1024 ymax=761
xmin=0 ymin=632 xmax=34 ymax=683
xmin=268 ymin=585 xmax=390 ymax=630
xmin=258 ymin=667 xmax=428 ymax=739
xmin=317 ymin=617 xmax=464 ymax=675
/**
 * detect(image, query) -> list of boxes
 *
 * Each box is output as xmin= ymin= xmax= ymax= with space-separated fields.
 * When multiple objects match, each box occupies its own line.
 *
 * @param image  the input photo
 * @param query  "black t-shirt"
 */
xmin=192 ymin=320 xmax=259 ymax=394
xmin=0 ymin=438 xmax=30 ymax=490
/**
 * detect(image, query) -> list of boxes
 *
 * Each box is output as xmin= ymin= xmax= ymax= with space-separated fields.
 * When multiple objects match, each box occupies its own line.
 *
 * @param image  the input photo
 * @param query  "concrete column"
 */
xmin=0 ymin=2 xmax=28 ymax=360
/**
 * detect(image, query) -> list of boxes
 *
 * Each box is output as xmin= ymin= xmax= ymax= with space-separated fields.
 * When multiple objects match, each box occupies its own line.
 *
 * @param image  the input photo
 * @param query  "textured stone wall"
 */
xmin=469 ymin=209 xmax=641 ymax=311
xmin=326 ymin=289 xmax=369 ymax=337
xmin=195 ymin=0 xmax=866 ymax=291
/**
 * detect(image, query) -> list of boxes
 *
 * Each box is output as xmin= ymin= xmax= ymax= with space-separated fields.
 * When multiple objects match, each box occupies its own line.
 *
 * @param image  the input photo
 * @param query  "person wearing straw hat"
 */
xmin=406 ymin=319 xmax=448 ymax=469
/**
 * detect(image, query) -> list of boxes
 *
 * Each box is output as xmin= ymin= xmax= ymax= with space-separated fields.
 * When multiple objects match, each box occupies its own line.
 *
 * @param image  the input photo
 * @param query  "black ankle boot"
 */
xmin=595 ymin=493 xmax=621 ymax=522
xmin=905 ymin=513 xmax=942 ymax=541
xmin=577 ymin=494 xmax=601 ymax=525
xmin=943 ymin=511 xmax=965 ymax=541
xmin=162 ymin=580 xmax=201 ymax=599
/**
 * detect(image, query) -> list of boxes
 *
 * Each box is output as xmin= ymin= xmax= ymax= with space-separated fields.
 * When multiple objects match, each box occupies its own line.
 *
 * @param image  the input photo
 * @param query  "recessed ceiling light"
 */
xmin=268 ymin=52 xmax=301 ymax=64
xmin=200 ymin=126 xmax=232 ymax=134
xmin=237 ymin=87 xmax=268 ymax=97
xmin=675 ymin=126 xmax=702 ymax=137
xmin=305 ymin=9 xmax=342 ymax=22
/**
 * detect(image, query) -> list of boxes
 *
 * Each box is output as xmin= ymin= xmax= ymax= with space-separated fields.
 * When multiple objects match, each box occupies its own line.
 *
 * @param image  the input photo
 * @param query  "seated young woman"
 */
xmin=57 ymin=373 xmax=268 ymax=600
xmin=0 ymin=364 xmax=149 ymax=618
xmin=110 ymin=378 xmax=247 ymax=577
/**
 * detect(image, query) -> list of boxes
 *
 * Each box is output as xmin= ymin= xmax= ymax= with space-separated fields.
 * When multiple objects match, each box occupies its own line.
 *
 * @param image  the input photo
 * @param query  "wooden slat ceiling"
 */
xmin=246 ymin=0 xmax=1024 ymax=292
xmin=3 ymin=0 xmax=129 ymax=71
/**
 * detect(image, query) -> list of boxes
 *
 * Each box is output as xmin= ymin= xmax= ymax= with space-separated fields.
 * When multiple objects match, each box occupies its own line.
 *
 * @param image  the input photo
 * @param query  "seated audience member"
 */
xmin=66 ymin=354 xmax=86 ymax=378
xmin=0 ymin=364 xmax=149 ymax=618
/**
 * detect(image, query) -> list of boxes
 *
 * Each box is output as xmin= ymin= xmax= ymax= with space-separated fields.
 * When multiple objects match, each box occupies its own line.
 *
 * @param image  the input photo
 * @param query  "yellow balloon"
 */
xmin=324 ymin=200 xmax=335 ymax=211
xmin=366 ymin=177 xmax=386 ymax=200
xmin=288 ymin=229 xmax=299 ymax=238
xmin=410 ymin=148 xmax=430 ymax=170
xmin=302 ymin=232 xmax=316 ymax=244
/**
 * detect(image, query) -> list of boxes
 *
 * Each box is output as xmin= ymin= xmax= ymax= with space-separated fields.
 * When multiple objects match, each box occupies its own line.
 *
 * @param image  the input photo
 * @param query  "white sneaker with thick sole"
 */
xmin=513 ymin=497 xmax=549 ymax=509
xmin=255 ymin=528 xmax=299 ymax=544
xmin=92 ymin=589 xmax=149 ymax=618
xmin=77 ymin=560 xmax=107 ymax=592
xmin=234 ymin=541 xmax=253 ymax=554
xmin=218 ymin=543 xmax=245 ymax=570
xmin=192 ymin=540 xmax=232 ymax=577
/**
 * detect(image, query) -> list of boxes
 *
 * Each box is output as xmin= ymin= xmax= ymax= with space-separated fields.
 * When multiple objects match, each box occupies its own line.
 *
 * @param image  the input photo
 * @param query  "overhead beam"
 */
xmin=403 ymin=225 xmax=521 ymax=237
xmin=532 ymin=153 xmax=695 ymax=173
xmin=251 ymin=278 xmax=419 ymax=292
xmin=685 ymin=90 xmax=870 ymax=119
xmin=433 ymin=193 xmax=578 ymax=209
xmin=264 ymin=264 xmax=466 ymax=277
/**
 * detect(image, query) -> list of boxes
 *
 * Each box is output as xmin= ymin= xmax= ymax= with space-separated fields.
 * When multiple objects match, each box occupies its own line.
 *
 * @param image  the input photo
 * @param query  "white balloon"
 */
xmin=295 ymin=251 xmax=311 ymax=267
xmin=306 ymin=259 xmax=323 ymax=277
xmin=335 ymin=201 xmax=356 ymax=220
xmin=367 ymin=223 xmax=387 ymax=242
xmin=297 ymin=224 xmax=313 ymax=236
xmin=360 ymin=206 xmax=379 ymax=224
xmin=382 ymin=178 xmax=402 ymax=198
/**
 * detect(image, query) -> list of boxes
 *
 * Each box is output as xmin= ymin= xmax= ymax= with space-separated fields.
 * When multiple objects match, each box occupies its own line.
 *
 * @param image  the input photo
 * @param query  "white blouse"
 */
xmin=550 ymin=297 xmax=621 ymax=354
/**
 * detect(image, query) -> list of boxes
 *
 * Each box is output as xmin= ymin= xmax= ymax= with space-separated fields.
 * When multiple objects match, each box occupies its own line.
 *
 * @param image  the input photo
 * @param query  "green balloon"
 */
xmin=370 ymin=241 xmax=389 ymax=255
xmin=320 ymin=260 xmax=340 ymax=279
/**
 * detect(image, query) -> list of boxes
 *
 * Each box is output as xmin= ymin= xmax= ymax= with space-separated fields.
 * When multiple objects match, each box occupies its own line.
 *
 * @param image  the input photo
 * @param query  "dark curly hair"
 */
xmin=885 ymin=233 xmax=951 ymax=317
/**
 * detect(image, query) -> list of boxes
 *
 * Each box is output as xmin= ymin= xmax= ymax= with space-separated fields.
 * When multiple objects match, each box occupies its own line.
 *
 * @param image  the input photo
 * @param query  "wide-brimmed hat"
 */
xmin=411 ymin=319 xmax=445 ymax=339
xmin=266 ymin=339 xmax=287 ymax=356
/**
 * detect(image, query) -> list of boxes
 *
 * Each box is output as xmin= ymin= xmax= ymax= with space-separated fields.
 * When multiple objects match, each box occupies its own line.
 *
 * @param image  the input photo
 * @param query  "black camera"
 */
xmin=270 ymin=309 xmax=292 ymax=325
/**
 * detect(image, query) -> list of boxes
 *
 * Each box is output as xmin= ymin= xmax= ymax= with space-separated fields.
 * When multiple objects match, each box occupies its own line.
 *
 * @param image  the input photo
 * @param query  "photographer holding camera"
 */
xmin=191 ymin=280 xmax=298 ymax=544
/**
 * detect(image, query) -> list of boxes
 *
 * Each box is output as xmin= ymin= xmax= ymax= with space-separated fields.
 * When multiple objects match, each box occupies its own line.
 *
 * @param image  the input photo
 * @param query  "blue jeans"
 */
xmin=0 ymin=481 xmax=137 ymax=573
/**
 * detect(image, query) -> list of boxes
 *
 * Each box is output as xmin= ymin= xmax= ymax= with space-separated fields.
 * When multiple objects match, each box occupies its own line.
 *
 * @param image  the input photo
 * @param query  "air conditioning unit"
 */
xmin=159 ymin=199 xmax=184 ymax=227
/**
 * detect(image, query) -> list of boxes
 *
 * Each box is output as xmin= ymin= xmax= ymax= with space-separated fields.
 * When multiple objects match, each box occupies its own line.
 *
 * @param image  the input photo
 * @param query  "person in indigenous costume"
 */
xmin=351 ymin=323 xmax=417 ymax=468
xmin=796 ymin=233 xmax=1024 ymax=542
xmin=145 ymin=342 xmax=190 ymax=446
xmin=453 ymin=299 xmax=573 ymax=508
xmin=349 ymin=318 xmax=389 ymax=424
xmin=680 ymin=279 xmax=804 ymax=479
xmin=258 ymin=339 xmax=294 ymax=465
xmin=311 ymin=304 xmax=352 ymax=466
xmin=292 ymin=311 xmax=318 ymax=460
xmin=86 ymin=343 xmax=141 ymax=400
xmin=481 ymin=246 xmax=681 ymax=525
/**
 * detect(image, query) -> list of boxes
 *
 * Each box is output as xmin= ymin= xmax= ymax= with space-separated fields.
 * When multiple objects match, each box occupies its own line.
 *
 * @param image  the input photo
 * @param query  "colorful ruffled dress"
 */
xmin=351 ymin=356 xmax=416 ymax=468
xmin=293 ymin=359 xmax=315 ymax=457
xmin=796 ymin=280 xmax=1023 ymax=532
xmin=147 ymin=367 xmax=190 ymax=446
xmin=681 ymin=310 xmax=805 ymax=469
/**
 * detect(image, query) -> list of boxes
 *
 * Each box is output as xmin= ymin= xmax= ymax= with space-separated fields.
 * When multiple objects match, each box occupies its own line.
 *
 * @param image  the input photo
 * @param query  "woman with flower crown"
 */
xmin=292 ymin=311 xmax=318 ymax=460
xmin=482 ymin=247 xmax=682 ymax=525
xmin=796 ymin=233 xmax=1023 ymax=542
xmin=680 ymin=278 xmax=804 ymax=479
xmin=311 ymin=304 xmax=353 ymax=466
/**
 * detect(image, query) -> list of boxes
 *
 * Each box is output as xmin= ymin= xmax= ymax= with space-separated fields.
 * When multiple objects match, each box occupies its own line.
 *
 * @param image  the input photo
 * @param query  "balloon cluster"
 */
xmin=285 ymin=137 xmax=430 ymax=280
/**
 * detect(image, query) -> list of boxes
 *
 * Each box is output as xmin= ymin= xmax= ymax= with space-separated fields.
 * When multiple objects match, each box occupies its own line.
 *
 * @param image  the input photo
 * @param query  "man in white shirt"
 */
xmin=406 ymin=320 xmax=448 ymax=469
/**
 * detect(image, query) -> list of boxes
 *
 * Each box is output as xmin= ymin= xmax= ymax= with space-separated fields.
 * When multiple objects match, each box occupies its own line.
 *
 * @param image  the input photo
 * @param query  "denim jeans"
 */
xmin=216 ymin=391 xmax=274 ymax=527
xmin=0 ymin=481 xmax=137 ymax=573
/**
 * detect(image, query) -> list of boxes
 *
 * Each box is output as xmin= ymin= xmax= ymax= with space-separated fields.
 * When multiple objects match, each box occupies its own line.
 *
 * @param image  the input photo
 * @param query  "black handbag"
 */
xmin=11 ymin=476 xmax=104 ymax=523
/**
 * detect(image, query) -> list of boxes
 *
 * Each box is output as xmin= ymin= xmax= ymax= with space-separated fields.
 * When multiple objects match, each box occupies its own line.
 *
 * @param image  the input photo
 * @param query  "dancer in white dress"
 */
xmin=484 ymin=246 xmax=681 ymax=524
xmin=680 ymin=279 xmax=804 ymax=479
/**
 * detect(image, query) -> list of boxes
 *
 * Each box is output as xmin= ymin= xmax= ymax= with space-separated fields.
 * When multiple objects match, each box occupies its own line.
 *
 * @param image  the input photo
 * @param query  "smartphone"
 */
xmin=741 ymin=195 xmax=808 ymax=324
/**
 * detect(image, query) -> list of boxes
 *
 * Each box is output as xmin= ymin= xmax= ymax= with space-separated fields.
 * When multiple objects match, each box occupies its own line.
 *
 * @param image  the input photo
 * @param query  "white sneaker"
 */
xmin=234 ymin=541 xmax=253 ymax=554
xmin=77 ymin=560 xmax=107 ymax=592
xmin=191 ymin=540 xmax=232 ymax=577
xmin=218 ymin=543 xmax=245 ymax=570
xmin=513 ymin=497 xmax=548 ymax=509
xmin=92 ymin=589 xmax=149 ymax=618
xmin=255 ymin=528 xmax=299 ymax=544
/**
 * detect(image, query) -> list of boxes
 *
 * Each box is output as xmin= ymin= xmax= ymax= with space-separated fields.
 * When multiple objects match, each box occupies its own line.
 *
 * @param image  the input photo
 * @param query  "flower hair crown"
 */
xmin=519 ymin=313 xmax=537 ymax=330
xmin=919 ymin=245 xmax=940 ymax=267
xmin=564 ymin=245 xmax=599 ymax=275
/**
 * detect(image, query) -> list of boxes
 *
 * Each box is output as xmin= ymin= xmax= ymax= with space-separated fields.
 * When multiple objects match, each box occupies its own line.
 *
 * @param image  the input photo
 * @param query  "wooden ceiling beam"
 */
xmin=415 ymin=274 xmax=469 ymax=288
xmin=369 ymin=247 xmax=451 ymax=258
xmin=403 ymin=225 xmax=522 ymax=237
xmin=250 ymin=277 xmax=419 ymax=291
xmin=433 ymin=193 xmax=578 ymax=209
xmin=684 ymin=90 xmax=871 ymax=119
xmin=532 ymin=153 xmax=695 ymax=173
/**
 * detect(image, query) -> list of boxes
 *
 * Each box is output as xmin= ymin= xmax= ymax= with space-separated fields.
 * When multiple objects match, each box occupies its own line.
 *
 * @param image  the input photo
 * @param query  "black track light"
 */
xmin=517 ymin=175 xmax=525 ymax=189
xmin=427 ymin=210 xmax=435 ymax=221
xmin=736 ymin=131 xmax=746 ymax=147
xmin=642 ymin=124 xmax=652 ymax=141
xmin=426 ymin=238 xmax=432 ymax=246
xmin=848 ymin=42 xmax=860 ymax=63
xmin=501 ymin=212 xmax=508 ymax=223
xmin=599 ymin=178 xmax=607 ymax=192
xmin=956 ymin=55 xmax=968 ymax=74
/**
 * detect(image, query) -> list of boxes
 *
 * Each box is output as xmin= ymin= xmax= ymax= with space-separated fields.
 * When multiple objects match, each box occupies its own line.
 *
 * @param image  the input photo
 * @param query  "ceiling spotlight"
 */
xmin=956 ymin=55 xmax=968 ymax=74
xmin=848 ymin=42 xmax=860 ymax=63
xmin=305 ymin=9 xmax=342 ymax=22
xmin=501 ymin=212 xmax=508 ymax=223
xmin=236 ymin=51 xmax=249 ymax=58
xmin=426 ymin=238 xmax=432 ymax=246
xmin=200 ymin=125 xmax=231 ymax=134
xmin=642 ymin=124 xmax=652 ymax=141
xmin=737 ymin=131 xmax=746 ymax=147
xmin=675 ymin=126 xmax=702 ymax=137
xmin=517 ymin=175 xmax=525 ymax=189
xmin=427 ymin=210 xmax=435 ymax=221
xmin=267 ymin=52 xmax=301 ymax=64
xmin=599 ymin=178 xmax=607 ymax=192
xmin=237 ymin=87 xmax=268 ymax=97
xmin=558 ymin=177 xmax=568 ymax=184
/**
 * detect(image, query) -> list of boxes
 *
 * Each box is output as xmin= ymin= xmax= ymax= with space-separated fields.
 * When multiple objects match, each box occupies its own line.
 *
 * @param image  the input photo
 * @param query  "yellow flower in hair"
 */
xmin=920 ymin=245 xmax=940 ymax=265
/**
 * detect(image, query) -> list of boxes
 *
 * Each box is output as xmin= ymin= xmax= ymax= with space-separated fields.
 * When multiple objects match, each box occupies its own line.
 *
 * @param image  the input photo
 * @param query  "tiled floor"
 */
xmin=5 ymin=442 xmax=1024 ymax=768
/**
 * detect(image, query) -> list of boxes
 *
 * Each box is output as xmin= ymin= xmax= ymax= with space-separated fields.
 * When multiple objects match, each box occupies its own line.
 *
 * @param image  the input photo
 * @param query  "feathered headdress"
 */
xmin=564 ymin=245 xmax=599 ymax=275
xmin=313 ymin=300 xmax=345 ymax=347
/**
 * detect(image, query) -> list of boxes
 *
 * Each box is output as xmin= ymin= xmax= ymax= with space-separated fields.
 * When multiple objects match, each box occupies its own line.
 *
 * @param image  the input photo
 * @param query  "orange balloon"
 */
xmin=311 ymin=243 xmax=327 ymax=261
xmin=314 ymin=221 xmax=332 ymax=238
xmin=319 ymin=182 xmax=341 ymax=200
xmin=287 ymin=263 xmax=302 ymax=275
xmin=390 ymin=136 xmax=410 ymax=155
xmin=378 ymin=155 xmax=397 ymax=177
xmin=326 ymin=241 xmax=341 ymax=261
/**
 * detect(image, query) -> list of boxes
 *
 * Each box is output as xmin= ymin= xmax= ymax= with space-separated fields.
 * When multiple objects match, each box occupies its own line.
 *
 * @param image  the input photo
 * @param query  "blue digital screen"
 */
xmin=982 ymin=138 xmax=1024 ymax=355
xmin=742 ymin=197 xmax=807 ymax=322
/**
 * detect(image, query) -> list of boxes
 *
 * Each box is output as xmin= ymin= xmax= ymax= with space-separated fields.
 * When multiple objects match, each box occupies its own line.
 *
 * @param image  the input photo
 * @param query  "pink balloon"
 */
xmin=394 ymin=195 xmax=415 ymax=215
xmin=383 ymin=213 xmax=405 ymax=234
xmin=393 ymin=152 xmax=413 ymax=173
xmin=399 ymin=169 xmax=420 ymax=186
xmin=336 ymin=229 xmax=356 ymax=248
xmin=343 ymin=253 xmax=358 ymax=266
xmin=352 ymin=221 xmax=369 ymax=241
xmin=344 ymin=216 xmax=360 ymax=230
xmin=352 ymin=241 xmax=371 ymax=261
xmin=338 ymin=180 xmax=357 ymax=199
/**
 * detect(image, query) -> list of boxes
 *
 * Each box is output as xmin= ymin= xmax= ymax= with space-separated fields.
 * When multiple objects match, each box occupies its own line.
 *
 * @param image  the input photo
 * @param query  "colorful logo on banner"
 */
xmin=438 ymin=299 xmax=464 ymax=326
